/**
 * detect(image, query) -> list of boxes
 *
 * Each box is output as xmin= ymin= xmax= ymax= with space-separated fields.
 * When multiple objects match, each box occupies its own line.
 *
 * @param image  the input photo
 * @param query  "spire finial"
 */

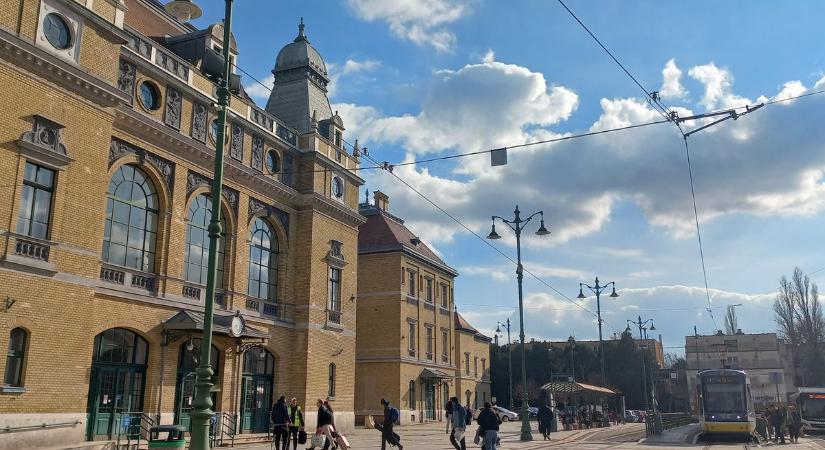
xmin=296 ymin=17 xmax=306 ymax=40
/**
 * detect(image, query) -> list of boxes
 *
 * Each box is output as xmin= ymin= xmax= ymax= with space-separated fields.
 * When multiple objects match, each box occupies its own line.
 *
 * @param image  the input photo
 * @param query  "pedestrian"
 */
xmin=765 ymin=407 xmax=774 ymax=441
xmin=323 ymin=401 xmax=336 ymax=450
xmin=449 ymin=397 xmax=467 ymax=450
xmin=287 ymin=398 xmax=304 ymax=450
xmin=380 ymin=398 xmax=403 ymax=450
xmin=271 ymin=396 xmax=290 ymax=450
xmin=789 ymin=405 xmax=802 ymax=443
xmin=476 ymin=401 xmax=500 ymax=450
xmin=307 ymin=399 xmax=335 ymax=450
xmin=537 ymin=400 xmax=553 ymax=440
xmin=771 ymin=404 xmax=786 ymax=444
xmin=445 ymin=398 xmax=454 ymax=434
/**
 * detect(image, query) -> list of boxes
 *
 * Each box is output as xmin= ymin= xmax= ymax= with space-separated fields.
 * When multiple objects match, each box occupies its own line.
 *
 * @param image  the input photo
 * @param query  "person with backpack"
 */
xmin=449 ymin=397 xmax=467 ymax=450
xmin=271 ymin=396 xmax=290 ymax=450
xmin=287 ymin=398 xmax=304 ymax=450
xmin=476 ymin=402 xmax=501 ymax=450
xmin=380 ymin=398 xmax=403 ymax=450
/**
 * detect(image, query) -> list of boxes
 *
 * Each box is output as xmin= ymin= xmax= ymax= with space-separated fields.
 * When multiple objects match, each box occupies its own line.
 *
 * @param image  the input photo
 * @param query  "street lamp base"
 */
xmin=520 ymin=415 xmax=533 ymax=441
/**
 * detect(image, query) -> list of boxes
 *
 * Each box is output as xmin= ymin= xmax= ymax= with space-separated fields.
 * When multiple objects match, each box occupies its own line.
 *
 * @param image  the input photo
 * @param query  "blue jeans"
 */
xmin=483 ymin=430 xmax=498 ymax=450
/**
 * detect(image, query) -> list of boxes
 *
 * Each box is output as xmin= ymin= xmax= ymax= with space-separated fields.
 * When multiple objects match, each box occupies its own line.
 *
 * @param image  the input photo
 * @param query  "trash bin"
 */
xmin=148 ymin=425 xmax=187 ymax=448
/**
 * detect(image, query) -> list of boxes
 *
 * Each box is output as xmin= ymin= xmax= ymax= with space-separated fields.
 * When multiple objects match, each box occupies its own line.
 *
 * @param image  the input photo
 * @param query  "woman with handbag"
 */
xmin=287 ymin=398 xmax=305 ymax=450
xmin=307 ymin=399 xmax=335 ymax=450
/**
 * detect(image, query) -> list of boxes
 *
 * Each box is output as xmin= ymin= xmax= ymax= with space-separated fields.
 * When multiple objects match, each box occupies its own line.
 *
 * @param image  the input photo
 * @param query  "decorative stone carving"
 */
xmin=125 ymin=30 xmax=152 ymax=59
xmin=155 ymin=49 xmax=189 ymax=81
xmin=164 ymin=87 xmax=182 ymax=130
xmin=191 ymin=103 xmax=208 ymax=143
xmin=109 ymin=138 xmax=175 ymax=191
xmin=248 ymin=197 xmax=290 ymax=237
xmin=187 ymin=170 xmax=239 ymax=216
xmin=282 ymin=152 xmax=294 ymax=186
xmin=21 ymin=116 xmax=67 ymax=156
xmin=276 ymin=124 xmax=297 ymax=146
xmin=230 ymin=123 xmax=244 ymax=161
xmin=251 ymin=107 xmax=274 ymax=132
xmin=117 ymin=59 xmax=136 ymax=99
xmin=251 ymin=135 xmax=263 ymax=172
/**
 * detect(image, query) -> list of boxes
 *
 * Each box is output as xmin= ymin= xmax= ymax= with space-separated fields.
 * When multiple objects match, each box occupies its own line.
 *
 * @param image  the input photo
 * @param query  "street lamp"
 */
xmin=626 ymin=316 xmax=655 ymax=411
xmin=567 ymin=336 xmax=576 ymax=382
xmin=496 ymin=319 xmax=514 ymax=411
xmin=486 ymin=205 xmax=550 ymax=441
xmin=164 ymin=1 xmax=230 ymax=449
xmin=576 ymin=277 xmax=618 ymax=384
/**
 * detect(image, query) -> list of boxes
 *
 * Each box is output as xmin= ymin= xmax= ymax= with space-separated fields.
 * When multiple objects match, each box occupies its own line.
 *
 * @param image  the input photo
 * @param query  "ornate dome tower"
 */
xmin=265 ymin=19 xmax=334 ymax=134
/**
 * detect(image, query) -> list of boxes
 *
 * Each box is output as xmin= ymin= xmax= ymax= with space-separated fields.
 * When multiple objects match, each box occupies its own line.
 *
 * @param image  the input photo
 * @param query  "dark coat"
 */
xmin=271 ymin=401 xmax=289 ymax=425
xmin=317 ymin=406 xmax=333 ymax=427
xmin=538 ymin=405 xmax=554 ymax=426
xmin=476 ymin=408 xmax=500 ymax=432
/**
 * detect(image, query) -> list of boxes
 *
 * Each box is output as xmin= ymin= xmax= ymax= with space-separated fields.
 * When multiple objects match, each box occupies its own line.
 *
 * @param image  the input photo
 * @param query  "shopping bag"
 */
xmin=298 ymin=429 xmax=308 ymax=445
xmin=311 ymin=433 xmax=325 ymax=447
xmin=454 ymin=428 xmax=465 ymax=442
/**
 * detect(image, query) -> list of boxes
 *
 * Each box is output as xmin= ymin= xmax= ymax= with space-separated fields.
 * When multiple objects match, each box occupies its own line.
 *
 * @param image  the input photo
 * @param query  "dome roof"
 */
xmin=274 ymin=20 xmax=327 ymax=78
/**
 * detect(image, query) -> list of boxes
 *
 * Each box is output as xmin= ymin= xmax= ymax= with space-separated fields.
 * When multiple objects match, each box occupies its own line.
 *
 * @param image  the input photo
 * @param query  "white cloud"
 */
xmin=342 ymin=58 xmax=382 ymax=74
xmin=245 ymin=73 xmax=274 ymax=101
xmin=346 ymin=58 xmax=825 ymax=246
xmin=460 ymin=263 xmax=588 ymax=283
xmin=774 ymin=81 xmax=806 ymax=102
xmin=660 ymin=58 xmax=687 ymax=99
xmin=344 ymin=0 xmax=471 ymax=52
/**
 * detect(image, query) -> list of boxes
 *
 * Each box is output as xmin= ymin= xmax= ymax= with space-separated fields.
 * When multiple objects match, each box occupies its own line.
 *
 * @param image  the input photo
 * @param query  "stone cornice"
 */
xmin=0 ymin=28 xmax=128 ymax=107
xmin=56 ymin=0 xmax=130 ymax=44
xmin=113 ymin=105 xmax=303 ymax=206
xmin=302 ymin=193 xmax=366 ymax=228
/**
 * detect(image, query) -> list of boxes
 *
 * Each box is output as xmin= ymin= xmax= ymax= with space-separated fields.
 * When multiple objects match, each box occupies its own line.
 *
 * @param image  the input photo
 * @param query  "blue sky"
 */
xmin=189 ymin=0 xmax=825 ymax=355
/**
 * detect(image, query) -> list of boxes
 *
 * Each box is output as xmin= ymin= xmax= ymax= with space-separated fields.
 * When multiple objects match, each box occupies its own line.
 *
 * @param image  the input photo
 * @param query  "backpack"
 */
xmin=464 ymin=406 xmax=473 ymax=425
xmin=389 ymin=407 xmax=400 ymax=423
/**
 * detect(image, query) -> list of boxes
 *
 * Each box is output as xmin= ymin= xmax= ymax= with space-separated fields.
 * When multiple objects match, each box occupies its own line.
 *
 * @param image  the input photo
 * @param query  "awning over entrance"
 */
xmin=420 ymin=368 xmax=452 ymax=380
xmin=540 ymin=381 xmax=617 ymax=395
xmin=163 ymin=310 xmax=268 ymax=338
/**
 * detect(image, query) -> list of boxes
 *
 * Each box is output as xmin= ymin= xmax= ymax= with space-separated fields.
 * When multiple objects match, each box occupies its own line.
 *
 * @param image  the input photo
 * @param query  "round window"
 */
xmin=266 ymin=150 xmax=281 ymax=174
xmin=138 ymin=82 xmax=161 ymax=111
xmin=332 ymin=177 xmax=344 ymax=199
xmin=43 ymin=13 xmax=72 ymax=50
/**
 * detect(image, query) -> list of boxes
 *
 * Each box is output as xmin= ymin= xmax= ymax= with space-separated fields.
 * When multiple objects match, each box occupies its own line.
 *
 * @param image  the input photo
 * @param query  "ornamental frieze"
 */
xmin=190 ymin=103 xmax=208 ymax=143
xmin=109 ymin=138 xmax=175 ymax=191
xmin=248 ymin=197 xmax=290 ymax=237
xmin=186 ymin=170 xmax=239 ymax=217
xmin=230 ymin=123 xmax=244 ymax=161
xmin=251 ymin=135 xmax=263 ymax=172
xmin=164 ymin=86 xmax=182 ymax=130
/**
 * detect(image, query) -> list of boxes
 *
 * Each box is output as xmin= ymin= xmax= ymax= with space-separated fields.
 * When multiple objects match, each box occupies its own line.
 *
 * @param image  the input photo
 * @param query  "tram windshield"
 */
xmin=703 ymin=381 xmax=745 ymax=414
xmin=801 ymin=394 xmax=825 ymax=421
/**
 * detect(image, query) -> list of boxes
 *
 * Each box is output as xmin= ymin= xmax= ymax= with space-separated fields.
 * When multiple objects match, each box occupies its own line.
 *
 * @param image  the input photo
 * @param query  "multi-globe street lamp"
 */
xmin=576 ymin=277 xmax=618 ymax=384
xmin=163 ymin=1 xmax=230 ymax=449
xmin=626 ymin=316 xmax=656 ymax=411
xmin=487 ymin=205 xmax=550 ymax=441
xmin=495 ymin=319 xmax=514 ymax=411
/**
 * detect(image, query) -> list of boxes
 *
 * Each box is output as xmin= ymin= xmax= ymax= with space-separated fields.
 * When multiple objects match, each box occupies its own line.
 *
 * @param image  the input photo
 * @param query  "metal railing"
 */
xmin=114 ymin=412 xmax=155 ymax=448
xmin=1 ymin=421 xmax=81 ymax=433
xmin=212 ymin=411 xmax=237 ymax=447
xmin=644 ymin=412 xmax=697 ymax=436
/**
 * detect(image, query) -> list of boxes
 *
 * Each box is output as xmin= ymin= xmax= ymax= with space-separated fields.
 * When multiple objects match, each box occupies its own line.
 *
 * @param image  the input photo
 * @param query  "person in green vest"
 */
xmin=287 ymin=397 xmax=304 ymax=450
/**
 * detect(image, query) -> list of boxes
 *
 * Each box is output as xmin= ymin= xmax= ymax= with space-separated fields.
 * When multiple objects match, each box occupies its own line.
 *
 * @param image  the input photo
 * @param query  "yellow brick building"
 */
xmin=355 ymin=192 xmax=491 ymax=425
xmin=0 ymin=1 xmax=363 ymax=448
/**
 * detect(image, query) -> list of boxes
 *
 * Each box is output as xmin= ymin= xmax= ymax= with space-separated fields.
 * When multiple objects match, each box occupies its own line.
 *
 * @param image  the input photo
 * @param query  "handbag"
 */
xmin=311 ymin=432 xmax=325 ymax=447
xmin=473 ymin=428 xmax=481 ymax=445
xmin=298 ymin=429 xmax=308 ymax=445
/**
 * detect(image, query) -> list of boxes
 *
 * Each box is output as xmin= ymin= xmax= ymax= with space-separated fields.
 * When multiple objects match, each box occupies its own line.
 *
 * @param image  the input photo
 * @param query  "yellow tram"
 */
xmin=697 ymin=369 xmax=756 ymax=435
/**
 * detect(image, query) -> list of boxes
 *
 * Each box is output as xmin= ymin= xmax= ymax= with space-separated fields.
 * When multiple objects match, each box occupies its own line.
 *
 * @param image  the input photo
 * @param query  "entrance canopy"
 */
xmin=420 ymin=368 xmax=452 ymax=380
xmin=163 ymin=310 xmax=268 ymax=338
xmin=540 ymin=381 xmax=617 ymax=396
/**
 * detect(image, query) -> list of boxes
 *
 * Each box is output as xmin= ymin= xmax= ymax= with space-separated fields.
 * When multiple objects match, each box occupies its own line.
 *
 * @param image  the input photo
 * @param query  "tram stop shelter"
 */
xmin=540 ymin=381 xmax=621 ymax=420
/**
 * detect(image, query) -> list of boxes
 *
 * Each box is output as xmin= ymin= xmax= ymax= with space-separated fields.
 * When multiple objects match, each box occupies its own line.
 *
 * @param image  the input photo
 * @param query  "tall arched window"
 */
xmin=409 ymin=380 xmax=416 ymax=410
xmin=4 ymin=328 xmax=28 ymax=387
xmin=328 ymin=363 xmax=336 ymax=398
xmin=247 ymin=218 xmax=277 ymax=301
xmin=102 ymin=165 xmax=158 ymax=272
xmin=184 ymin=194 xmax=227 ymax=288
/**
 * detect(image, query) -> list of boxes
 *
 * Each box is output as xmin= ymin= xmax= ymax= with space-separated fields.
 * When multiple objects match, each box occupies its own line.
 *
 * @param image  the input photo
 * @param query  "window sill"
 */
xmin=1 ymin=386 xmax=26 ymax=394
xmin=2 ymin=252 xmax=57 ymax=275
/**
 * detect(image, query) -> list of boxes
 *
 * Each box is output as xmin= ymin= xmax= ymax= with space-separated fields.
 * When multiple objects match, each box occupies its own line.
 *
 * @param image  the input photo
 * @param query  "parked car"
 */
xmin=623 ymin=410 xmax=638 ymax=423
xmin=493 ymin=406 xmax=519 ymax=422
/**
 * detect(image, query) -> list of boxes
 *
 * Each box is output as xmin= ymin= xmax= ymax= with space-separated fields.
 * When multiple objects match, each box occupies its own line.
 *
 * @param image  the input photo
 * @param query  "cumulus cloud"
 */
xmin=245 ymin=74 xmax=274 ymax=101
xmin=344 ymin=0 xmax=470 ymax=52
xmin=347 ymin=57 xmax=825 ymax=245
xmin=460 ymin=263 xmax=589 ymax=282
xmin=660 ymin=59 xmax=687 ymax=99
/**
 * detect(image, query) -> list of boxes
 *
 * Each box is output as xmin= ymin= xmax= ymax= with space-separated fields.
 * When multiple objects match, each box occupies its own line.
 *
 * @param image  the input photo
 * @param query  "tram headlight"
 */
xmin=737 ymin=415 xmax=741 ymax=419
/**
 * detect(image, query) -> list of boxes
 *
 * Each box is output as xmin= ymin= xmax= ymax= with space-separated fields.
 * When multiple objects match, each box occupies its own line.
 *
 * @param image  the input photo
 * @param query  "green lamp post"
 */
xmin=163 ymin=1 xmax=232 ymax=448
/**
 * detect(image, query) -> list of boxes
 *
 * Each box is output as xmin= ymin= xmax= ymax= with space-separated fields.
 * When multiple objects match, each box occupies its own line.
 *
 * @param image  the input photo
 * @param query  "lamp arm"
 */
xmin=525 ymin=211 xmax=544 ymax=222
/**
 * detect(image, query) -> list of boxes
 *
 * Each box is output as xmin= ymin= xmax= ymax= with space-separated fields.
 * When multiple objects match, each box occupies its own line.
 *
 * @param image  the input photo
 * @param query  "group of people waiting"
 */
xmin=760 ymin=404 xmax=803 ymax=444
xmin=270 ymin=396 xmax=339 ymax=450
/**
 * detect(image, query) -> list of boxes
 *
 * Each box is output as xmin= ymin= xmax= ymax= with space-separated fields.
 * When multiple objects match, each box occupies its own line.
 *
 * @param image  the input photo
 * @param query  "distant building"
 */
xmin=684 ymin=332 xmax=796 ymax=411
xmin=542 ymin=337 xmax=665 ymax=368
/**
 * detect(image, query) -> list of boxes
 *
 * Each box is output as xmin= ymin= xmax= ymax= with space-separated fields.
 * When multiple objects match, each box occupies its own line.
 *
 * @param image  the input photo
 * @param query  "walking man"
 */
xmin=449 ymin=397 xmax=467 ymax=450
xmin=287 ymin=398 xmax=303 ymax=450
xmin=538 ymin=400 xmax=554 ymax=440
xmin=270 ymin=396 xmax=290 ymax=450
xmin=380 ymin=398 xmax=402 ymax=450
xmin=476 ymin=402 xmax=501 ymax=450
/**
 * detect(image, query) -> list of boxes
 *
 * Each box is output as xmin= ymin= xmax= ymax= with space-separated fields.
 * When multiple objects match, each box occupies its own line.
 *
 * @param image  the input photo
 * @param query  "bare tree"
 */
xmin=724 ymin=305 xmax=739 ymax=335
xmin=774 ymin=273 xmax=799 ymax=346
xmin=774 ymin=267 xmax=825 ymax=385
xmin=791 ymin=268 xmax=825 ymax=346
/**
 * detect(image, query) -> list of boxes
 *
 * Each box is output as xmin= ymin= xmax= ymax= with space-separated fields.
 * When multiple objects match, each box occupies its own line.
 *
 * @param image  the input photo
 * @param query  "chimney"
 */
xmin=374 ymin=190 xmax=389 ymax=212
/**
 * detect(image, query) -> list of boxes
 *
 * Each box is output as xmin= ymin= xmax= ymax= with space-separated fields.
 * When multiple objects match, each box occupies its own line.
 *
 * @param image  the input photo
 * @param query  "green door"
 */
xmin=240 ymin=347 xmax=275 ymax=433
xmin=86 ymin=329 xmax=148 ymax=441
xmin=174 ymin=339 xmax=220 ymax=431
xmin=425 ymin=383 xmax=436 ymax=420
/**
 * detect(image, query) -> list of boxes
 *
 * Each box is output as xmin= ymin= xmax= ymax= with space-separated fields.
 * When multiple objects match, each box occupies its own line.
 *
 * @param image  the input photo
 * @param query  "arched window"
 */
xmin=328 ymin=363 xmax=336 ymax=398
xmin=184 ymin=194 xmax=227 ymax=288
xmin=102 ymin=165 xmax=159 ymax=272
xmin=409 ymin=380 xmax=416 ymax=410
xmin=243 ymin=347 xmax=274 ymax=375
xmin=179 ymin=338 xmax=220 ymax=374
xmin=247 ymin=218 xmax=277 ymax=301
xmin=92 ymin=328 xmax=148 ymax=365
xmin=4 ymin=328 xmax=28 ymax=387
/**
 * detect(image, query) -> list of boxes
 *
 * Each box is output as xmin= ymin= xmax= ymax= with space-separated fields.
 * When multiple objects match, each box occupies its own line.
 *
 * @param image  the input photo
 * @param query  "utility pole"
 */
xmin=578 ymin=277 xmax=619 ymax=385
xmin=496 ymin=319 xmax=514 ymax=411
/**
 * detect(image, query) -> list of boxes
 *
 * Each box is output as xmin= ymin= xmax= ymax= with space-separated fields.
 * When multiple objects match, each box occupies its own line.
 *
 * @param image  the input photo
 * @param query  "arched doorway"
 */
xmin=240 ymin=347 xmax=274 ymax=433
xmin=175 ymin=339 xmax=220 ymax=430
xmin=86 ymin=328 xmax=148 ymax=440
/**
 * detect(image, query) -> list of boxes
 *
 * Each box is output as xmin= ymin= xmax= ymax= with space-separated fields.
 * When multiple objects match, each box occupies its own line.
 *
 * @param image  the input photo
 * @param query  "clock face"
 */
xmin=230 ymin=316 xmax=243 ymax=337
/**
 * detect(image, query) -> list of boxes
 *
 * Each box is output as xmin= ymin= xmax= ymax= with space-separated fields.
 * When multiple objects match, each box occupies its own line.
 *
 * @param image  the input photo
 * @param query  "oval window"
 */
xmin=332 ymin=177 xmax=344 ymax=199
xmin=43 ymin=13 xmax=72 ymax=50
xmin=266 ymin=150 xmax=281 ymax=174
xmin=138 ymin=81 xmax=161 ymax=111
